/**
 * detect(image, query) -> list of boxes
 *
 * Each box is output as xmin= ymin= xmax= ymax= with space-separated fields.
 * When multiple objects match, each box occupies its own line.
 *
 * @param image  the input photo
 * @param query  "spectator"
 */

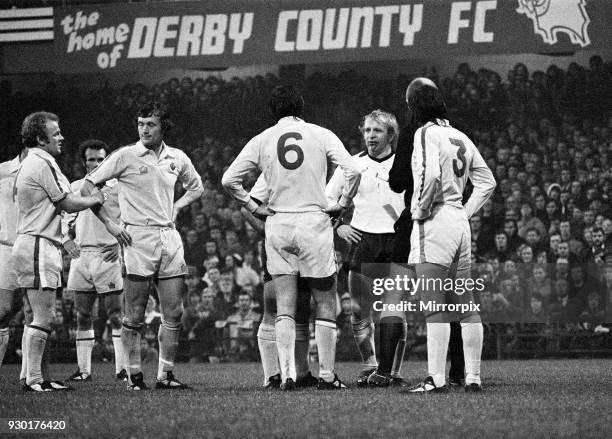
xmin=184 ymin=230 xmax=207 ymax=274
xmin=517 ymin=201 xmax=546 ymax=239
xmin=187 ymin=288 xmax=224 ymax=363
xmin=235 ymin=250 xmax=261 ymax=288
xmin=226 ymin=292 xmax=261 ymax=359
xmin=548 ymin=279 xmax=583 ymax=323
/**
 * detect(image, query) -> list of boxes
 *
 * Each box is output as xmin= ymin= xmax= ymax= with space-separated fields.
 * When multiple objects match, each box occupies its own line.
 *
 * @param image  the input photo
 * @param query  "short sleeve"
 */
xmin=86 ymin=149 xmax=126 ymax=186
xmin=36 ymin=158 xmax=68 ymax=203
xmin=178 ymin=152 xmax=203 ymax=192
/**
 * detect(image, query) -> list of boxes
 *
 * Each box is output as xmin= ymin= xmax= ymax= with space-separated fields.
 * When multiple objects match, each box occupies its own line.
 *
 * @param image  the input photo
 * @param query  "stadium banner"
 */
xmin=49 ymin=0 xmax=610 ymax=73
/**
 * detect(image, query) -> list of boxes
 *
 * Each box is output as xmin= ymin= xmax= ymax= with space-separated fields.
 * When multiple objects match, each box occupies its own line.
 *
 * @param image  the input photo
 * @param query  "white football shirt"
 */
xmin=222 ymin=116 xmax=361 ymax=213
xmin=410 ymin=119 xmax=495 ymax=220
xmin=326 ymin=151 xmax=405 ymax=234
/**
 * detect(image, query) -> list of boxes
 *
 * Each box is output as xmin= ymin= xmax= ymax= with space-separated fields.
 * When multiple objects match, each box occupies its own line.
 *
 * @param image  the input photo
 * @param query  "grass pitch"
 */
xmin=1 ymin=359 xmax=610 ymax=439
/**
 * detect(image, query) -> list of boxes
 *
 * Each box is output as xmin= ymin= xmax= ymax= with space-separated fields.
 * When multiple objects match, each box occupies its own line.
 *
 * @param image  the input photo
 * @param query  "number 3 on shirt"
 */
xmin=450 ymin=138 xmax=466 ymax=178
xmin=277 ymin=132 xmax=304 ymax=170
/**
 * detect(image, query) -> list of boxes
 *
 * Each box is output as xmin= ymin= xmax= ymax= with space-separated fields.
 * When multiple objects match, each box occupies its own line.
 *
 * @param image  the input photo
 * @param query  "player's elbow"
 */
xmin=485 ymin=177 xmax=497 ymax=197
xmin=192 ymin=186 xmax=204 ymax=199
xmin=221 ymin=172 xmax=234 ymax=191
xmin=80 ymin=180 xmax=95 ymax=197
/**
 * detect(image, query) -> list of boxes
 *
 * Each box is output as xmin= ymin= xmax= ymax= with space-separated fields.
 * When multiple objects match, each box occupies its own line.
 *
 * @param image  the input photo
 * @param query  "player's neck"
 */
xmin=369 ymin=146 xmax=393 ymax=161
xmin=146 ymin=141 xmax=164 ymax=157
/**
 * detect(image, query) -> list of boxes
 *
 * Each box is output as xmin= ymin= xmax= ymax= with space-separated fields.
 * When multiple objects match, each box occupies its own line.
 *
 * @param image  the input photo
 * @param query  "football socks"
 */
xmin=25 ymin=325 xmax=49 ymax=386
xmin=111 ymin=328 xmax=124 ymax=375
xmin=426 ymin=322 xmax=450 ymax=388
xmin=315 ymin=319 xmax=337 ymax=382
xmin=75 ymin=329 xmax=95 ymax=376
xmin=275 ymin=315 xmax=297 ymax=382
xmin=0 ymin=327 xmax=8 ymax=367
xmin=157 ymin=319 xmax=181 ymax=381
xmin=257 ymin=322 xmax=280 ymax=385
xmin=461 ymin=322 xmax=483 ymax=385
xmin=352 ymin=318 xmax=377 ymax=370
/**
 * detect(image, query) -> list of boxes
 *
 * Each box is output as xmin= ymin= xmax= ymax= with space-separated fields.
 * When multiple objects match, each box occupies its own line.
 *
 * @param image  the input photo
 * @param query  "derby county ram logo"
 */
xmin=516 ymin=0 xmax=591 ymax=47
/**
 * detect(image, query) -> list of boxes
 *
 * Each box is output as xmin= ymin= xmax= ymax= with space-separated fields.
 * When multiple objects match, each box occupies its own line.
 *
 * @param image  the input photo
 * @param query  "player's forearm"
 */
xmin=222 ymin=163 xmax=256 ymax=208
xmin=175 ymin=187 xmax=204 ymax=212
xmin=325 ymin=168 xmax=345 ymax=206
xmin=59 ymin=193 xmax=103 ymax=213
xmin=339 ymin=165 xmax=361 ymax=208
xmin=79 ymin=179 xmax=121 ymax=233
xmin=240 ymin=207 xmax=265 ymax=235
xmin=464 ymin=168 xmax=496 ymax=218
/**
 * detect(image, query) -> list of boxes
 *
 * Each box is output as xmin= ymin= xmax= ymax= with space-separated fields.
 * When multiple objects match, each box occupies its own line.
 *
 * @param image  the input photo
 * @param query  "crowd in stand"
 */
xmin=1 ymin=55 xmax=611 ymax=363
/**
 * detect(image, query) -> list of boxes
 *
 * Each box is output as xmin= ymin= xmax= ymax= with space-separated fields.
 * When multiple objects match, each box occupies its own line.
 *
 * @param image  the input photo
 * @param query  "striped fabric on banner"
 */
xmin=0 ymin=7 xmax=53 ymax=43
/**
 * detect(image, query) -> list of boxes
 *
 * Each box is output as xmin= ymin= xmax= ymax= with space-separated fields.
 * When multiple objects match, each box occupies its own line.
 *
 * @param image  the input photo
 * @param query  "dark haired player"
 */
xmin=403 ymin=78 xmax=495 ymax=393
xmin=223 ymin=85 xmax=361 ymax=390
xmin=63 ymin=139 xmax=125 ymax=382
xmin=81 ymin=102 xmax=204 ymax=390
xmin=241 ymin=174 xmax=317 ymax=388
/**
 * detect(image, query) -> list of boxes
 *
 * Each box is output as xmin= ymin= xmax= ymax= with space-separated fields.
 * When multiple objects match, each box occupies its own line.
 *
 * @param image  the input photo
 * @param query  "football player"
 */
xmin=404 ymin=79 xmax=495 ymax=393
xmin=81 ymin=103 xmax=204 ymax=390
xmin=326 ymin=109 xmax=411 ymax=387
xmin=63 ymin=140 xmax=125 ymax=382
xmin=241 ymin=174 xmax=317 ymax=388
xmin=223 ymin=85 xmax=361 ymax=389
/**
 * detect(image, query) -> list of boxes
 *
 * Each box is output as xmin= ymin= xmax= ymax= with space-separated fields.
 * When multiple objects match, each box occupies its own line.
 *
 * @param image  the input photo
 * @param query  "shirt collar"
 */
xmin=367 ymin=151 xmax=394 ymax=163
xmin=134 ymin=141 xmax=175 ymax=159
xmin=276 ymin=116 xmax=303 ymax=125
xmin=29 ymin=147 xmax=57 ymax=163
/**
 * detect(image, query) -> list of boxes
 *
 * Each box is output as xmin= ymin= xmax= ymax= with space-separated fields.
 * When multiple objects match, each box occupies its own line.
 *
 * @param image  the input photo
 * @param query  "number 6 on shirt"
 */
xmin=277 ymin=132 xmax=304 ymax=170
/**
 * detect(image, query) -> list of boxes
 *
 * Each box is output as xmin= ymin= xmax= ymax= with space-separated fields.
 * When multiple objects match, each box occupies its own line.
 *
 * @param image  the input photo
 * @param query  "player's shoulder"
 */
xmin=0 ymin=160 xmax=11 ymax=176
xmin=103 ymin=143 xmax=138 ymax=161
xmin=351 ymin=150 xmax=368 ymax=162
xmin=305 ymin=121 xmax=335 ymax=137
xmin=165 ymin=144 xmax=190 ymax=160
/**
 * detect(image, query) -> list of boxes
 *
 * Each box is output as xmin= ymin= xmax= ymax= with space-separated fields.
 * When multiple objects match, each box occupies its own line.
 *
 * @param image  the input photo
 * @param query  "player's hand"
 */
xmin=101 ymin=243 xmax=120 ymax=262
xmin=253 ymin=204 xmax=275 ymax=217
xmin=337 ymin=225 xmax=362 ymax=244
xmin=63 ymin=240 xmax=80 ymax=259
xmin=106 ymin=222 xmax=132 ymax=247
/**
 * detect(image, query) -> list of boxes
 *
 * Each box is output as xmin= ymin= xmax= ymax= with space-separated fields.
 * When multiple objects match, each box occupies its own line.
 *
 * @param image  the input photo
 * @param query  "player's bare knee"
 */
xmin=161 ymin=318 xmax=181 ymax=331
xmin=126 ymin=304 xmax=146 ymax=324
xmin=108 ymin=311 xmax=122 ymax=329
xmin=163 ymin=309 xmax=183 ymax=325
xmin=122 ymin=316 xmax=144 ymax=330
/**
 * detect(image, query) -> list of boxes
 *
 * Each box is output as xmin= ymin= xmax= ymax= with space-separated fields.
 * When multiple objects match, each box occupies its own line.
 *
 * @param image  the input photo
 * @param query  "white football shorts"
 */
xmin=12 ymin=234 xmax=62 ymax=290
xmin=0 ymin=243 xmax=19 ymax=291
xmin=408 ymin=204 xmax=471 ymax=271
xmin=265 ymin=211 xmax=336 ymax=278
xmin=67 ymin=247 xmax=123 ymax=293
